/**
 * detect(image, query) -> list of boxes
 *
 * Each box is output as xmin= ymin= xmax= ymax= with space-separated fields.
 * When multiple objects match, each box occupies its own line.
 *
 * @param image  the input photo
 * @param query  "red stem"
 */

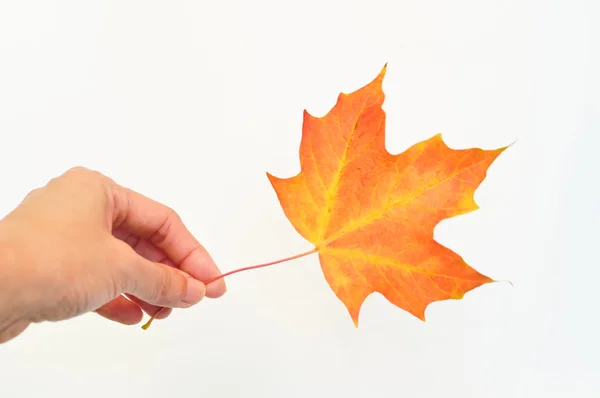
xmin=141 ymin=248 xmax=318 ymax=330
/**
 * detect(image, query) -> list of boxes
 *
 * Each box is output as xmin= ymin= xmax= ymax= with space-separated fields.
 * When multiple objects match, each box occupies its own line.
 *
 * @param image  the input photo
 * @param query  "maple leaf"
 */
xmin=141 ymin=64 xmax=509 ymax=331
xmin=266 ymin=64 xmax=508 ymax=326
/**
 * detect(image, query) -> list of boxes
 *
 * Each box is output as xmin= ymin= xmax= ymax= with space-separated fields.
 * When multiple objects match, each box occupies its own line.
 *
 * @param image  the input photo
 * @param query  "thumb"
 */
xmin=115 ymin=242 xmax=206 ymax=308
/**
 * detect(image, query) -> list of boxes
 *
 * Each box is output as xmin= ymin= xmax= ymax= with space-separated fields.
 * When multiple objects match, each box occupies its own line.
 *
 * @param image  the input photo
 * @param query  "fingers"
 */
xmin=111 ymin=231 xmax=181 ymax=317
xmin=116 ymin=241 xmax=207 ymax=308
xmin=177 ymin=245 xmax=226 ymax=299
xmin=111 ymin=187 xmax=226 ymax=298
xmin=0 ymin=320 xmax=30 ymax=344
xmin=95 ymin=295 xmax=171 ymax=324
xmin=95 ymin=296 xmax=143 ymax=325
xmin=125 ymin=294 xmax=172 ymax=319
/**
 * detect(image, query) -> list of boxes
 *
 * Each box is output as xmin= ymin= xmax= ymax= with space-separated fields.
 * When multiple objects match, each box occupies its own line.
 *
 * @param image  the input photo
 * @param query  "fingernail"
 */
xmin=182 ymin=276 xmax=206 ymax=305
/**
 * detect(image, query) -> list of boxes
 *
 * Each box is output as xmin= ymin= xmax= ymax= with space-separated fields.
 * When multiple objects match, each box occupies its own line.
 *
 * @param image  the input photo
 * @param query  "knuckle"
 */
xmin=59 ymin=167 xmax=110 ymax=200
xmin=149 ymin=211 xmax=178 ymax=247
xmin=168 ymin=207 xmax=181 ymax=221
xmin=164 ymin=207 xmax=182 ymax=225
xmin=23 ymin=187 xmax=42 ymax=200
xmin=64 ymin=166 xmax=91 ymax=179
xmin=63 ymin=166 xmax=106 ymax=184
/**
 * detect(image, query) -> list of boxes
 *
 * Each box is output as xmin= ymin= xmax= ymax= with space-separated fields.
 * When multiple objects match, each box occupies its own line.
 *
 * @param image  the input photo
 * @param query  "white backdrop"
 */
xmin=0 ymin=1 xmax=598 ymax=397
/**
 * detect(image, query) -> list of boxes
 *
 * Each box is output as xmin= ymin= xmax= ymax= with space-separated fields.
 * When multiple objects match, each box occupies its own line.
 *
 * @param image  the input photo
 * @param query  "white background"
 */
xmin=0 ymin=1 xmax=598 ymax=397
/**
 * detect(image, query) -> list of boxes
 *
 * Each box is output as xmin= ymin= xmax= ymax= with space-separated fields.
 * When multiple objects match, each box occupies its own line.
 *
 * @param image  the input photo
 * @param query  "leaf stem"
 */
xmin=141 ymin=248 xmax=318 ymax=330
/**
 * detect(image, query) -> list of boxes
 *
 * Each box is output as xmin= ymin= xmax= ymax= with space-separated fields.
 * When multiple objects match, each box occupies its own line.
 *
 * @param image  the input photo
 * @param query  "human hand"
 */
xmin=0 ymin=167 xmax=226 ymax=343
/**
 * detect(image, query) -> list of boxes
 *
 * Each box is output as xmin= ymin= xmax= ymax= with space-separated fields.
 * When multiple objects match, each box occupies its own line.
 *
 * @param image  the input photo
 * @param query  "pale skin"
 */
xmin=0 ymin=167 xmax=226 ymax=344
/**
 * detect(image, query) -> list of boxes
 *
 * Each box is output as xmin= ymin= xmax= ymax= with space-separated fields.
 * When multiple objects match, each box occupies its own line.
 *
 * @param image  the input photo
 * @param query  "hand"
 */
xmin=0 ymin=167 xmax=226 ymax=343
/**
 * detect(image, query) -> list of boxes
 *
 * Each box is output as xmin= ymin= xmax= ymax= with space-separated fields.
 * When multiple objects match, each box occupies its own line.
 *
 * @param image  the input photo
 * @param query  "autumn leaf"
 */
xmin=266 ymin=64 xmax=508 ymax=326
xmin=142 ymin=64 xmax=508 ymax=331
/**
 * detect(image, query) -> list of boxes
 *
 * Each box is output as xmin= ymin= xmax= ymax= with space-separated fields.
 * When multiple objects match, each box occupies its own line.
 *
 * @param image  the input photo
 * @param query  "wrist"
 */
xmin=0 ymin=219 xmax=35 ymax=326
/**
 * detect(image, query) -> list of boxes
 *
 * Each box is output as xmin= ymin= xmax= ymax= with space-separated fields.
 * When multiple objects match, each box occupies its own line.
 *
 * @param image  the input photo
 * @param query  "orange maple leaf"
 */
xmin=141 ymin=64 xmax=509 ymax=331
xmin=266 ymin=64 xmax=508 ymax=326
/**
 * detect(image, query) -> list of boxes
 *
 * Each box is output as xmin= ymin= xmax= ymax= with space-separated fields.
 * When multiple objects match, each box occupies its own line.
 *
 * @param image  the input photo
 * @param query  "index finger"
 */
xmin=109 ymin=183 xmax=226 ymax=298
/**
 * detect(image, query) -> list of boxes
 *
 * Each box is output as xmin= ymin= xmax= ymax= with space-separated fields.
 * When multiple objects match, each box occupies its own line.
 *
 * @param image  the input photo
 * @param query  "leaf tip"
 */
xmin=413 ymin=307 xmax=427 ymax=322
xmin=375 ymin=63 xmax=388 ymax=84
xmin=360 ymin=63 xmax=388 ymax=94
xmin=266 ymin=171 xmax=284 ymax=188
xmin=380 ymin=62 xmax=388 ymax=75
xmin=488 ymin=139 xmax=516 ymax=160
xmin=349 ymin=309 xmax=361 ymax=328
